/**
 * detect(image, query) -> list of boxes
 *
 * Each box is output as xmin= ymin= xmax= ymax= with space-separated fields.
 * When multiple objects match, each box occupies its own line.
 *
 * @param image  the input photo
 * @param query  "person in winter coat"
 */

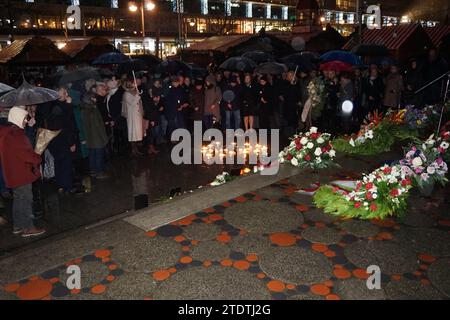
xmin=362 ymin=65 xmax=384 ymax=115
xmin=80 ymin=92 xmax=109 ymax=179
xmin=383 ymin=64 xmax=404 ymax=110
xmin=404 ymin=58 xmax=424 ymax=106
xmin=189 ymin=79 xmax=205 ymax=128
xmin=423 ymin=48 xmax=449 ymax=105
xmin=122 ymin=80 xmax=144 ymax=156
xmin=241 ymin=74 xmax=258 ymax=131
xmin=204 ymin=74 xmax=222 ymax=129
xmin=164 ymin=76 xmax=186 ymax=139
xmin=144 ymin=93 xmax=162 ymax=155
xmin=222 ymin=75 xmax=243 ymax=130
xmin=257 ymin=75 xmax=275 ymax=130
xmin=106 ymin=77 xmax=127 ymax=156
xmin=0 ymin=107 xmax=45 ymax=237
xmin=281 ymin=71 xmax=301 ymax=137
xmin=38 ymin=88 xmax=78 ymax=194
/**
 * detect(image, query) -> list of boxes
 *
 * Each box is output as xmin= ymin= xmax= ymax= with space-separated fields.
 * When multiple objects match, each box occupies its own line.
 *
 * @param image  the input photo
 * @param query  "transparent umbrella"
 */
xmin=0 ymin=82 xmax=14 ymax=94
xmin=0 ymin=78 xmax=59 ymax=107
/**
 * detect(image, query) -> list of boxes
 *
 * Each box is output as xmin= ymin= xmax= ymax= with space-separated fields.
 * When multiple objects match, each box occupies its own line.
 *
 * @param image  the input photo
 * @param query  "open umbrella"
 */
xmin=242 ymin=51 xmax=274 ymax=64
xmin=320 ymin=50 xmax=362 ymax=65
xmin=281 ymin=53 xmax=316 ymax=72
xmin=255 ymin=62 xmax=288 ymax=75
xmin=54 ymin=67 xmax=101 ymax=86
xmin=153 ymin=60 xmax=192 ymax=76
xmin=92 ymin=51 xmax=130 ymax=65
xmin=0 ymin=78 xmax=59 ymax=107
xmin=0 ymin=82 xmax=14 ymax=94
xmin=118 ymin=59 xmax=147 ymax=75
xmin=219 ymin=57 xmax=256 ymax=73
xmin=319 ymin=60 xmax=353 ymax=73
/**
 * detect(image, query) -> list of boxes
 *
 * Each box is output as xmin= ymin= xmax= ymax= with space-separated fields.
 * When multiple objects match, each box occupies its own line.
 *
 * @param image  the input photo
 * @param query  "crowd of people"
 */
xmin=0 ymin=47 xmax=448 ymax=237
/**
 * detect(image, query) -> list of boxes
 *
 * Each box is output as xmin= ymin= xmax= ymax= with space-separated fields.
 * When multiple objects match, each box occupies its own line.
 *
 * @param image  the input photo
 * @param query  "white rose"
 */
xmin=300 ymin=137 xmax=308 ymax=145
xmin=317 ymin=137 xmax=325 ymax=144
xmin=310 ymin=127 xmax=318 ymax=134
xmin=412 ymin=157 xmax=423 ymax=168
xmin=314 ymin=147 xmax=322 ymax=156
xmin=440 ymin=142 xmax=449 ymax=149
xmin=329 ymin=149 xmax=336 ymax=158
xmin=291 ymin=158 xmax=299 ymax=166
xmin=427 ymin=166 xmax=436 ymax=174
xmin=307 ymin=142 xmax=314 ymax=149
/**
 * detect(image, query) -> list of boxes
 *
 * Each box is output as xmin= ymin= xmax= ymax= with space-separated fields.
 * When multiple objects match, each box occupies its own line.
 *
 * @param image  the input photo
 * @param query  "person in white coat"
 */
xmin=122 ymin=80 xmax=144 ymax=156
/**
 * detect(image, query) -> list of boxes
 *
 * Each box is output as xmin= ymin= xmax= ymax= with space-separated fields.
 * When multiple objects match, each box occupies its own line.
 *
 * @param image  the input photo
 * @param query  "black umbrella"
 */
xmin=118 ymin=59 xmax=147 ymax=75
xmin=281 ymin=53 xmax=316 ymax=72
xmin=92 ymin=51 xmax=129 ymax=65
xmin=0 ymin=78 xmax=59 ymax=107
xmin=153 ymin=60 xmax=192 ymax=76
xmin=134 ymin=54 xmax=162 ymax=68
xmin=0 ymin=82 xmax=14 ymax=94
xmin=242 ymin=51 xmax=274 ymax=64
xmin=219 ymin=57 xmax=256 ymax=73
xmin=54 ymin=67 xmax=101 ymax=86
xmin=255 ymin=62 xmax=288 ymax=75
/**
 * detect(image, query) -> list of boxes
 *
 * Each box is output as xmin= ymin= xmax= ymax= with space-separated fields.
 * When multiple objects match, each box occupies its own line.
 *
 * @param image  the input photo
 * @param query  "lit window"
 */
xmin=111 ymin=0 xmax=118 ymax=9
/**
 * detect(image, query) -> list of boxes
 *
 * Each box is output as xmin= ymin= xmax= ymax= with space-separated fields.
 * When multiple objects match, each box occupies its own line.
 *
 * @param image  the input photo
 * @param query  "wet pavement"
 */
xmin=0 ymin=144 xmax=224 ymax=256
xmin=1 ymin=148 xmax=450 ymax=300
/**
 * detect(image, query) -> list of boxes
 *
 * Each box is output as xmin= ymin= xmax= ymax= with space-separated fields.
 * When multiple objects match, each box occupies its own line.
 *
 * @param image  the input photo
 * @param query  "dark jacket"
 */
xmin=189 ymin=87 xmax=205 ymax=121
xmin=38 ymin=100 xmax=78 ymax=156
xmin=164 ymin=86 xmax=185 ymax=120
xmin=106 ymin=87 xmax=125 ymax=123
xmin=282 ymin=80 xmax=301 ymax=126
xmin=362 ymin=76 xmax=384 ymax=112
xmin=222 ymin=83 xmax=243 ymax=111
xmin=144 ymin=99 xmax=163 ymax=123
xmin=258 ymin=83 xmax=275 ymax=115
xmin=0 ymin=125 xmax=41 ymax=188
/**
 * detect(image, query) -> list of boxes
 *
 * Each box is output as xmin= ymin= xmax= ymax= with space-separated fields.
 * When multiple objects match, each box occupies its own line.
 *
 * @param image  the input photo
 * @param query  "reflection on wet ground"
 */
xmin=0 ymin=144 xmax=226 ymax=255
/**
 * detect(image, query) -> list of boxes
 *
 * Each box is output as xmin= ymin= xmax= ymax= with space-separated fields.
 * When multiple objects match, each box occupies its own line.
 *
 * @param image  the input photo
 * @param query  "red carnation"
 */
xmin=366 ymin=193 xmax=373 ymax=201
xmin=354 ymin=202 xmax=362 ymax=208
xmin=390 ymin=189 xmax=399 ymax=197
xmin=305 ymin=154 xmax=311 ymax=161
xmin=370 ymin=203 xmax=377 ymax=212
xmin=383 ymin=167 xmax=392 ymax=174
xmin=365 ymin=182 xmax=374 ymax=190
xmin=311 ymin=133 xmax=319 ymax=139
xmin=286 ymin=154 xmax=293 ymax=160
xmin=401 ymin=179 xmax=411 ymax=187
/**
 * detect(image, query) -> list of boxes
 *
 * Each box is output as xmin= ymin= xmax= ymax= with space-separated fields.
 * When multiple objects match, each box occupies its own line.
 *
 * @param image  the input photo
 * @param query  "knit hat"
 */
xmin=8 ymin=106 xmax=28 ymax=129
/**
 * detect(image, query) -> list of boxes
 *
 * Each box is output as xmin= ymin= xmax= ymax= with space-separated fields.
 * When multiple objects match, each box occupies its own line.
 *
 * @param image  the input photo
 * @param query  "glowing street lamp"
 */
xmin=129 ymin=3 xmax=138 ymax=12
xmin=129 ymin=1 xmax=156 ymax=54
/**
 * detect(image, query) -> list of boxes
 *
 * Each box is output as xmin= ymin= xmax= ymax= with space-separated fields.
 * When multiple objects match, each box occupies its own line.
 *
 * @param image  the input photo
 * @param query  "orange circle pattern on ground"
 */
xmin=353 ymin=269 xmax=370 ymax=279
xmin=311 ymin=284 xmax=330 ymax=296
xmin=174 ymin=235 xmax=186 ymax=242
xmin=418 ymin=253 xmax=436 ymax=263
xmin=182 ymin=246 xmax=190 ymax=252
xmin=235 ymin=196 xmax=247 ymax=203
xmin=326 ymin=294 xmax=340 ymax=300
xmin=91 ymin=284 xmax=107 ymax=294
xmin=324 ymin=250 xmax=336 ymax=258
xmin=295 ymin=204 xmax=309 ymax=212
xmin=203 ymin=260 xmax=212 ymax=267
xmin=209 ymin=214 xmax=223 ymax=221
xmin=106 ymin=275 xmax=115 ymax=282
xmin=16 ymin=279 xmax=53 ymax=300
xmin=94 ymin=249 xmax=111 ymax=259
xmin=217 ymin=234 xmax=231 ymax=243
xmin=286 ymin=284 xmax=296 ymax=290
xmin=180 ymin=256 xmax=193 ymax=264
xmin=168 ymin=267 xmax=177 ymax=274
xmin=257 ymin=273 xmax=266 ymax=279
xmin=266 ymin=280 xmax=285 ymax=292
xmin=4 ymin=283 xmax=20 ymax=293
xmin=146 ymin=230 xmax=157 ymax=237
xmin=246 ymin=254 xmax=258 ymax=262
xmin=220 ymin=259 xmax=233 ymax=267
xmin=233 ymin=260 xmax=250 ymax=271
xmin=153 ymin=270 xmax=171 ymax=281
xmin=312 ymin=243 xmax=328 ymax=253
xmin=108 ymin=264 xmax=118 ymax=271
xmin=376 ymin=232 xmax=393 ymax=240
xmin=391 ymin=274 xmax=402 ymax=281
xmin=333 ymin=268 xmax=351 ymax=279
xmin=269 ymin=233 xmax=297 ymax=246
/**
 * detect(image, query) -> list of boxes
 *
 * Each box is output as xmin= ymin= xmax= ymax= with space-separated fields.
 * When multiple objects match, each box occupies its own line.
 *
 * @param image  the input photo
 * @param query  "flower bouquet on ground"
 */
xmin=313 ymin=164 xmax=413 ymax=219
xmin=333 ymin=110 xmax=418 ymax=156
xmin=210 ymin=172 xmax=233 ymax=186
xmin=307 ymin=77 xmax=327 ymax=121
xmin=403 ymin=105 xmax=439 ymax=130
xmin=279 ymin=127 xmax=337 ymax=169
xmin=399 ymin=134 xmax=448 ymax=195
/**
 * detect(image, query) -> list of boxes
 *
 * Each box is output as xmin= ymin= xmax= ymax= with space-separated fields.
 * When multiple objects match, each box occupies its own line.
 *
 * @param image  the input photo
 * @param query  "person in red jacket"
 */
xmin=0 ymin=107 xmax=46 ymax=237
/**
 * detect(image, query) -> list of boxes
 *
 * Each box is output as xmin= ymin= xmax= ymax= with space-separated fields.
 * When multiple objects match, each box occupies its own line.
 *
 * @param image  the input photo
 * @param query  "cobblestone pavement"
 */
xmin=1 ymin=161 xmax=450 ymax=300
